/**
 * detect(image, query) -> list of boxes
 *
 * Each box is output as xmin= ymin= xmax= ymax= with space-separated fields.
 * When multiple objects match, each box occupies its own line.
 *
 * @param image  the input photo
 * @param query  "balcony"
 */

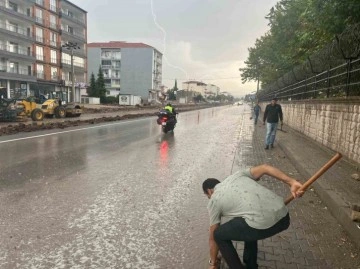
xmin=61 ymin=59 xmax=85 ymax=71
xmin=35 ymin=16 xmax=45 ymax=26
xmin=60 ymin=28 xmax=86 ymax=42
xmin=49 ymin=22 xmax=60 ymax=32
xmin=36 ymin=54 xmax=45 ymax=62
xmin=49 ymin=4 xmax=57 ymax=13
xmin=59 ymin=11 xmax=86 ymax=26
xmin=36 ymin=71 xmax=44 ymax=79
xmin=35 ymin=35 xmax=44 ymax=43
xmin=0 ymin=0 xmax=35 ymax=23
xmin=34 ymin=0 xmax=44 ymax=7
xmin=0 ymin=44 xmax=35 ymax=61
xmin=0 ymin=65 xmax=36 ymax=82
xmin=49 ymin=40 xmax=58 ymax=48
xmin=0 ymin=22 xmax=34 ymax=42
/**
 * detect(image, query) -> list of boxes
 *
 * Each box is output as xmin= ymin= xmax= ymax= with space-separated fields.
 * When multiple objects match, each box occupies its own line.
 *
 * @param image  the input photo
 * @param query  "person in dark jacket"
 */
xmin=253 ymin=102 xmax=261 ymax=124
xmin=263 ymin=97 xmax=283 ymax=149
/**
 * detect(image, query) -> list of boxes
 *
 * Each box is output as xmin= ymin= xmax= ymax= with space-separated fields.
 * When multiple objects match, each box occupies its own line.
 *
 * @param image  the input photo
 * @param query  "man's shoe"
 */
xmin=270 ymin=144 xmax=274 ymax=148
xmin=265 ymin=145 xmax=269 ymax=150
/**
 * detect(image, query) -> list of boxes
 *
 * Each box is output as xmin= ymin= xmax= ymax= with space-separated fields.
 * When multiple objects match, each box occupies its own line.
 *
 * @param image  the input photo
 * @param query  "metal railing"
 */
xmin=59 ymin=10 xmax=85 ymax=25
xmin=49 ymin=4 xmax=57 ymax=12
xmin=36 ymin=54 xmax=44 ymax=61
xmin=35 ymin=0 xmax=44 ymax=6
xmin=258 ymin=23 xmax=360 ymax=101
xmin=49 ymin=22 xmax=58 ymax=30
xmin=0 ymin=65 xmax=32 ymax=76
xmin=35 ymin=16 xmax=44 ymax=25
xmin=36 ymin=72 xmax=44 ymax=79
xmin=0 ymin=21 xmax=32 ymax=38
xmin=0 ymin=44 xmax=32 ymax=56
xmin=0 ymin=0 xmax=33 ymax=19
xmin=35 ymin=35 xmax=44 ymax=43
xmin=61 ymin=59 xmax=85 ymax=68
xmin=60 ymin=28 xmax=85 ymax=40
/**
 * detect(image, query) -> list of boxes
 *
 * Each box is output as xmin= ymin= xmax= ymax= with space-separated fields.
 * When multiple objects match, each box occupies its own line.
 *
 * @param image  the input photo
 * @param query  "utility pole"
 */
xmin=62 ymin=42 xmax=80 ymax=102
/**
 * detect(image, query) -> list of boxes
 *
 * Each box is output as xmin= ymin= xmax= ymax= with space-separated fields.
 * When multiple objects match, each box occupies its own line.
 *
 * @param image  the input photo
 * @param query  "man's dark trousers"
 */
xmin=213 ymin=214 xmax=290 ymax=269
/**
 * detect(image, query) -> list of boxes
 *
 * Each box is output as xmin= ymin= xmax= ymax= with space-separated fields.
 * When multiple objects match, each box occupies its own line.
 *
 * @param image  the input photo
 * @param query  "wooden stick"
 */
xmin=284 ymin=152 xmax=342 ymax=205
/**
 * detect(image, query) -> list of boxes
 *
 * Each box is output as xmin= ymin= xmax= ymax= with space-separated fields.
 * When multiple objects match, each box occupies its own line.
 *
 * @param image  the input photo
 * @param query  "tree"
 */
xmin=193 ymin=94 xmax=204 ymax=103
xmin=88 ymin=73 xmax=97 ymax=97
xmin=167 ymin=79 xmax=178 ymax=100
xmin=240 ymin=0 xmax=360 ymax=88
xmin=96 ymin=67 xmax=106 ymax=103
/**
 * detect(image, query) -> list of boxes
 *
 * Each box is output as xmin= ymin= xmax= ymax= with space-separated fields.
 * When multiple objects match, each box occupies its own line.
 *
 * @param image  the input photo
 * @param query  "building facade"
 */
xmin=182 ymin=81 xmax=207 ymax=96
xmin=87 ymin=41 xmax=162 ymax=102
xmin=0 ymin=0 xmax=87 ymax=102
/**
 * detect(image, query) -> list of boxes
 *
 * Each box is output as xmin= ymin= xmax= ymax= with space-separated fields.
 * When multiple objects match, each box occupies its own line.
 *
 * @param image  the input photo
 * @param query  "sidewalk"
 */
xmin=221 ymin=110 xmax=360 ymax=269
xmin=276 ymin=122 xmax=360 ymax=247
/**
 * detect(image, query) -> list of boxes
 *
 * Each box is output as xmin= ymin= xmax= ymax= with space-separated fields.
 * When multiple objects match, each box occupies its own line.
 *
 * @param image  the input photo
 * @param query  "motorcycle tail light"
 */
xmin=161 ymin=117 xmax=168 ymax=122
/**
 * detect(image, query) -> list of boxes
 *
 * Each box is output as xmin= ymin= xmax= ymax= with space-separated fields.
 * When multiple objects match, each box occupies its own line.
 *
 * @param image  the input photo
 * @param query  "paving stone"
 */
xmin=220 ymin=111 xmax=360 ymax=269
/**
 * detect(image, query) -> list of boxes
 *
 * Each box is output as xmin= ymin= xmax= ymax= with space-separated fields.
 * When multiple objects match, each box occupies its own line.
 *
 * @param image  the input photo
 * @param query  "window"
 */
xmin=51 ymin=67 xmax=57 ymax=80
xmin=8 ymin=2 xmax=18 ymax=12
xmin=61 ymin=52 xmax=71 ymax=65
xmin=36 ymin=27 xmax=43 ymax=43
xmin=50 ymin=32 xmax=57 ymax=47
xmin=36 ymin=0 xmax=44 ymax=6
xmin=36 ymin=64 xmax=44 ymax=79
xmin=49 ymin=14 xmax=57 ymax=29
xmin=9 ymin=62 xmax=19 ymax=73
xmin=36 ymin=46 xmax=44 ymax=61
xmin=101 ymin=60 xmax=111 ymax=66
xmin=113 ymin=51 xmax=121 ymax=59
xmin=73 ymin=56 xmax=84 ymax=68
xmin=67 ymin=26 xmax=73 ymax=34
xmin=9 ymin=42 xmax=18 ymax=53
xmin=113 ymin=61 xmax=121 ymax=68
xmin=8 ymin=22 xmax=18 ymax=33
xmin=101 ymin=51 xmax=111 ymax=58
xmin=36 ymin=9 xmax=43 ymax=24
xmin=50 ymin=0 xmax=56 ymax=12
xmin=50 ymin=50 xmax=57 ymax=64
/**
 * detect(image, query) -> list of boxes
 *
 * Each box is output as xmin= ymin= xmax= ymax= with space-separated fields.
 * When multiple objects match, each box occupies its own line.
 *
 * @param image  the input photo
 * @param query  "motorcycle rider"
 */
xmin=164 ymin=103 xmax=177 ymax=115
xmin=164 ymin=103 xmax=177 ymax=124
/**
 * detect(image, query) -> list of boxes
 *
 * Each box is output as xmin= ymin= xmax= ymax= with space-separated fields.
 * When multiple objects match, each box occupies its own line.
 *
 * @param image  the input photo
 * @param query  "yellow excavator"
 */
xmin=14 ymin=97 xmax=82 ymax=121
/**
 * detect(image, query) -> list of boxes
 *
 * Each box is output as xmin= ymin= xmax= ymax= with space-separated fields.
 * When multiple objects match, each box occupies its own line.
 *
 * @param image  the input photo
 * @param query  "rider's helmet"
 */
xmin=166 ymin=103 xmax=172 ymax=107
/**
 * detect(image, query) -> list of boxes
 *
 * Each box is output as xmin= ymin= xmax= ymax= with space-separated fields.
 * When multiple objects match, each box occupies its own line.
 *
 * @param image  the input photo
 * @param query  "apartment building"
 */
xmin=87 ymin=41 xmax=162 ymax=102
xmin=59 ymin=0 xmax=87 ymax=102
xmin=182 ymin=81 xmax=207 ymax=95
xmin=0 ymin=0 xmax=87 ymax=102
xmin=0 ymin=0 xmax=36 ymax=98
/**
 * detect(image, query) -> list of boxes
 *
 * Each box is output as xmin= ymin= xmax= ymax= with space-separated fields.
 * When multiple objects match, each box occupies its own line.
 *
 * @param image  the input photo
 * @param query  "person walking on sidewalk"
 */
xmin=263 ymin=97 xmax=283 ymax=149
xmin=253 ymin=102 xmax=261 ymax=124
xmin=203 ymin=165 xmax=303 ymax=269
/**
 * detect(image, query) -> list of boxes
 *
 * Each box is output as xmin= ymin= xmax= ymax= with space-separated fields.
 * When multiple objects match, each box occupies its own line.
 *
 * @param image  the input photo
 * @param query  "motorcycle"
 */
xmin=156 ymin=109 xmax=177 ymax=133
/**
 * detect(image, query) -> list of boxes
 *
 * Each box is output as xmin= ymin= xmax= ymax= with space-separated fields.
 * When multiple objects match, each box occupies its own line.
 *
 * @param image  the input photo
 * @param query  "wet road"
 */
xmin=0 ymin=105 xmax=245 ymax=269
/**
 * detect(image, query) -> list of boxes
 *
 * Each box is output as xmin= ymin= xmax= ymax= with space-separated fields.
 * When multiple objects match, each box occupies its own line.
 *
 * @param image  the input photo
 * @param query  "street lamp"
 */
xmin=62 ymin=42 xmax=80 ymax=102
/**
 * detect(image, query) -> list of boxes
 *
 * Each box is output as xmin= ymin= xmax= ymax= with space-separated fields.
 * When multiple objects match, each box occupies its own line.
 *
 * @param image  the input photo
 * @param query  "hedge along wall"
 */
xmin=261 ymin=98 xmax=360 ymax=164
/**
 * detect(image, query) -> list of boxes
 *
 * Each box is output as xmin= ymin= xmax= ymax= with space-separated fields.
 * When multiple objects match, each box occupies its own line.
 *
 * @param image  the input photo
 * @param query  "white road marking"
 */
xmin=0 ymin=118 xmax=150 ymax=144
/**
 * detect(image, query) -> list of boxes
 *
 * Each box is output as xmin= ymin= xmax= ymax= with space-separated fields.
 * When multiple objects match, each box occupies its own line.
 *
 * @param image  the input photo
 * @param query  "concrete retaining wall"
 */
xmin=261 ymin=99 xmax=360 ymax=164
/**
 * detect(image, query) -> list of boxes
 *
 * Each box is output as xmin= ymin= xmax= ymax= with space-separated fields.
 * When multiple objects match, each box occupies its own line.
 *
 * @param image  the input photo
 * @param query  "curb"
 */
xmin=277 ymin=137 xmax=360 ymax=249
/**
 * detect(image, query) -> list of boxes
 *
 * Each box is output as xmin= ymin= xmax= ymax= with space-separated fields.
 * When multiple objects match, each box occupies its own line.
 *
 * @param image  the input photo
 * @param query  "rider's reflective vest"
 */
xmin=164 ymin=105 xmax=173 ymax=113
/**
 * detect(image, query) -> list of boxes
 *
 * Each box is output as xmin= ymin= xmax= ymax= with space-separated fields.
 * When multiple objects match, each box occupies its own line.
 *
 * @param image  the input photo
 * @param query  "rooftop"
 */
xmin=88 ymin=41 xmax=153 ymax=49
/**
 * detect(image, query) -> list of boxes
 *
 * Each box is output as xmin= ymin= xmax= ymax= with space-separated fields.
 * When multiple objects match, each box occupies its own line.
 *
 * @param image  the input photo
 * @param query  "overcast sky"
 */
xmin=71 ymin=0 xmax=279 ymax=97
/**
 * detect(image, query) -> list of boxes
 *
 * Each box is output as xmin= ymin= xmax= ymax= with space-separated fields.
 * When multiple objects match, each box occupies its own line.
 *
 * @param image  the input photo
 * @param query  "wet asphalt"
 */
xmin=0 ymin=105 xmax=246 ymax=269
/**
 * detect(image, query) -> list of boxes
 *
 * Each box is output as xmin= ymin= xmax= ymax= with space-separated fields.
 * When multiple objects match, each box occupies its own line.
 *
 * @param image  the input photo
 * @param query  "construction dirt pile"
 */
xmin=0 ymin=104 xmax=217 ymax=137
